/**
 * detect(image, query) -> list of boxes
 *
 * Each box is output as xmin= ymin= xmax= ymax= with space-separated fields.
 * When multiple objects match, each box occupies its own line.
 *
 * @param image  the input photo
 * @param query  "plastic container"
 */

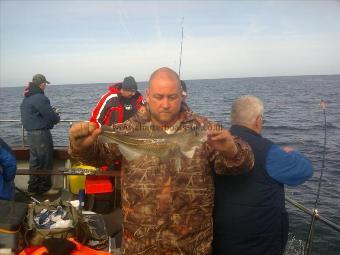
xmin=85 ymin=176 xmax=113 ymax=194
xmin=69 ymin=164 xmax=97 ymax=194
xmin=69 ymin=175 xmax=86 ymax=194
xmin=79 ymin=189 xmax=85 ymax=210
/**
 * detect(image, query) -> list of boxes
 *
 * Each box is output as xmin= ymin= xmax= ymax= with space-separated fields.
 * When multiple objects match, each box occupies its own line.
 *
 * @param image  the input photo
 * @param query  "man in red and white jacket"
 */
xmin=89 ymin=76 xmax=144 ymax=173
xmin=90 ymin=76 xmax=144 ymax=127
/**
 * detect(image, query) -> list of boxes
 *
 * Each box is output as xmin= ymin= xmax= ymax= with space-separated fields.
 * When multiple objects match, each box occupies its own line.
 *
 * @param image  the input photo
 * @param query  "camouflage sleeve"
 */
xmin=208 ymin=136 xmax=254 ymax=175
xmin=68 ymin=140 xmax=121 ymax=168
xmin=68 ymin=118 xmax=138 ymax=167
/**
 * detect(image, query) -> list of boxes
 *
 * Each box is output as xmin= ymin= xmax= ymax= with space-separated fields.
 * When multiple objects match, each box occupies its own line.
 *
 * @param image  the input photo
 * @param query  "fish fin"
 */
xmin=181 ymin=146 xmax=199 ymax=159
xmin=118 ymin=144 xmax=143 ymax=161
xmin=97 ymin=135 xmax=113 ymax=144
xmin=175 ymin=157 xmax=182 ymax=173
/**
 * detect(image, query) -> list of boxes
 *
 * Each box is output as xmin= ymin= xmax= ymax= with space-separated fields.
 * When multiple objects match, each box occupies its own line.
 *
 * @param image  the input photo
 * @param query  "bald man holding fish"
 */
xmin=69 ymin=67 xmax=254 ymax=255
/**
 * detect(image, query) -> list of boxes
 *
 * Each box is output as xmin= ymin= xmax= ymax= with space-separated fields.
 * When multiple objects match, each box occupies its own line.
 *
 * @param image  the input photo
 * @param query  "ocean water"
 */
xmin=1 ymin=74 xmax=339 ymax=254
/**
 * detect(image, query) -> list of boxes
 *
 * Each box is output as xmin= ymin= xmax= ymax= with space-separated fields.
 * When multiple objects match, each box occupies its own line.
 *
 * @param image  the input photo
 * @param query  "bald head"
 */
xmin=148 ymin=67 xmax=181 ymax=91
xmin=231 ymin=95 xmax=264 ymax=129
xmin=146 ymin=67 xmax=183 ymax=127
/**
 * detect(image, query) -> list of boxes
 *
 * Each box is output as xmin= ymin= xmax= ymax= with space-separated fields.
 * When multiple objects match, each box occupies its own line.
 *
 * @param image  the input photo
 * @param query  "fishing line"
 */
xmin=304 ymin=100 xmax=327 ymax=255
xmin=178 ymin=17 xmax=184 ymax=78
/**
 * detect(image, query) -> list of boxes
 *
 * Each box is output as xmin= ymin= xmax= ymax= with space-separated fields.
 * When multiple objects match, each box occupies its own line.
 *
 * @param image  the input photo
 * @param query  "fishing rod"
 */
xmin=178 ymin=17 xmax=184 ymax=79
xmin=304 ymin=100 xmax=327 ymax=255
xmin=15 ymin=186 xmax=41 ymax=204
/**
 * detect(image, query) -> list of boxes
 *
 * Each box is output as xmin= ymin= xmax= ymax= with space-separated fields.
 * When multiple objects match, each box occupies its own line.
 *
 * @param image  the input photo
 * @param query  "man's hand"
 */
xmin=69 ymin=122 xmax=101 ymax=151
xmin=283 ymin=146 xmax=295 ymax=153
xmin=207 ymin=127 xmax=238 ymax=158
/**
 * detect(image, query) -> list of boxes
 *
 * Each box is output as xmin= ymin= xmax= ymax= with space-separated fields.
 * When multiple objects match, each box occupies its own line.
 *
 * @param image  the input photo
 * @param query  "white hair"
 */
xmin=231 ymin=95 xmax=264 ymax=126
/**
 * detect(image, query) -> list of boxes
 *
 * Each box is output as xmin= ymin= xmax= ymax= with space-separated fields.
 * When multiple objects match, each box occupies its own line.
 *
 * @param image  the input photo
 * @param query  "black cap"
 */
xmin=32 ymin=74 xmax=50 ymax=85
xmin=122 ymin=76 xmax=137 ymax=91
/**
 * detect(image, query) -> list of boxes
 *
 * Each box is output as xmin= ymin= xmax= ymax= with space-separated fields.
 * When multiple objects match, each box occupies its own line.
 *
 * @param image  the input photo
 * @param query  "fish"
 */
xmin=98 ymin=125 xmax=207 ymax=161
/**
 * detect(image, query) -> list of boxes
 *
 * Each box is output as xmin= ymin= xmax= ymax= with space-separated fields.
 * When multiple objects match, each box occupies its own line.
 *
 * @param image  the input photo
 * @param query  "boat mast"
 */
xmin=178 ymin=17 xmax=184 ymax=78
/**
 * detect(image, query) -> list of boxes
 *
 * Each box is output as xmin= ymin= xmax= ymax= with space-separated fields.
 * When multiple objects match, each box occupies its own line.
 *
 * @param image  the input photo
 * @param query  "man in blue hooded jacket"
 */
xmin=213 ymin=95 xmax=313 ymax=255
xmin=0 ymin=138 xmax=17 ymax=200
xmin=20 ymin=74 xmax=60 ymax=194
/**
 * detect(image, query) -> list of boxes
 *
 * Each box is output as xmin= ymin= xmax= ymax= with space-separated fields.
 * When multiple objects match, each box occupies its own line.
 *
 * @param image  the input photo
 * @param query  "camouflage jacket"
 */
xmin=69 ymin=103 xmax=254 ymax=255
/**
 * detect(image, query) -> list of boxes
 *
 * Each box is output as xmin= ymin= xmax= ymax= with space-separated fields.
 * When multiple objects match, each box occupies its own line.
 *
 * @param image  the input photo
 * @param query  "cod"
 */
xmin=98 ymin=125 xmax=207 ymax=161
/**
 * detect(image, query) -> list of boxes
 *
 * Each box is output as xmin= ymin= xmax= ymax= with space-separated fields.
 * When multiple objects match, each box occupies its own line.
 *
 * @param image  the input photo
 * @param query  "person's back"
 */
xmin=20 ymin=78 xmax=60 ymax=131
xmin=20 ymin=74 xmax=60 ymax=194
xmin=213 ymin=95 xmax=313 ymax=255
xmin=0 ymin=138 xmax=17 ymax=200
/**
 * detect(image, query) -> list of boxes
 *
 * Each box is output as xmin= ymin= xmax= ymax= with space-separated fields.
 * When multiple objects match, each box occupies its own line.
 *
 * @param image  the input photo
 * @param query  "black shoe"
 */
xmin=28 ymin=186 xmax=38 ymax=194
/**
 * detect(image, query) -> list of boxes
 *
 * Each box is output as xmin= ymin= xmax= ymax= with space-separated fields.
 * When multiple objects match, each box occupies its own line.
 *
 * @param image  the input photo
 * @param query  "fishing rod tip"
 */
xmin=320 ymin=100 xmax=326 ymax=110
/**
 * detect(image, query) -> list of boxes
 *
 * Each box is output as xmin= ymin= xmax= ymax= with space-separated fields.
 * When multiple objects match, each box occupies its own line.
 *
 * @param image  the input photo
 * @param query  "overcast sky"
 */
xmin=1 ymin=0 xmax=340 ymax=87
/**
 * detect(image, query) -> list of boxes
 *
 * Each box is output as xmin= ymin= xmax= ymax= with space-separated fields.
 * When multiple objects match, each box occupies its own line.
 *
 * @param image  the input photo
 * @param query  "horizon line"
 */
xmin=1 ymin=73 xmax=339 ymax=88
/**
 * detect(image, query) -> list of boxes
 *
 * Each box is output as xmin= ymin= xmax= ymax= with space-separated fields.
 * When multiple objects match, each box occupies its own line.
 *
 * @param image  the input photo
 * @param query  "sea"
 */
xmin=1 ymin=74 xmax=339 ymax=254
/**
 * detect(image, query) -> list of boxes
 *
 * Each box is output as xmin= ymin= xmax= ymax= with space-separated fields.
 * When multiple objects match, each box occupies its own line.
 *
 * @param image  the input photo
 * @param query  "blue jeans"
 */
xmin=27 ymin=129 xmax=54 ymax=194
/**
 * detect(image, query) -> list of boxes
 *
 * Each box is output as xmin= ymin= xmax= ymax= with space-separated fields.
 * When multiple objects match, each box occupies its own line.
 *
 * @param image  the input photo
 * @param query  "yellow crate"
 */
xmin=69 ymin=164 xmax=96 ymax=194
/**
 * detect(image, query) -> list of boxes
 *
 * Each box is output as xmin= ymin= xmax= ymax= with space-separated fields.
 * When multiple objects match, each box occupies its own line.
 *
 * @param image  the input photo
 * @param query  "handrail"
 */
xmin=286 ymin=196 xmax=340 ymax=232
xmin=0 ymin=119 xmax=83 ymax=146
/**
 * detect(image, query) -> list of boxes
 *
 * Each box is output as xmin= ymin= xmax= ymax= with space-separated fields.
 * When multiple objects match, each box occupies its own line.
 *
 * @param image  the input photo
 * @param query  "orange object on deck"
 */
xmin=18 ymin=237 xmax=110 ymax=255
xmin=85 ymin=176 xmax=113 ymax=194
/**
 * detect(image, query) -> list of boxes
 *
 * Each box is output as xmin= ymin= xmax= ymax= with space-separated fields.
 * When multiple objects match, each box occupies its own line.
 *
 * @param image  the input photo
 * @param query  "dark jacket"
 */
xmin=90 ymin=83 xmax=144 ymax=127
xmin=213 ymin=125 xmax=288 ymax=255
xmin=20 ymin=84 xmax=60 ymax=131
xmin=0 ymin=138 xmax=17 ymax=200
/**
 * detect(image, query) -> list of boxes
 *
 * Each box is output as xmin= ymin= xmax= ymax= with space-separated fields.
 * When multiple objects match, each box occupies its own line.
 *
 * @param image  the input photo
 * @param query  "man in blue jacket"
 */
xmin=20 ymin=74 xmax=60 ymax=194
xmin=0 ymin=138 xmax=17 ymax=200
xmin=213 ymin=95 xmax=313 ymax=255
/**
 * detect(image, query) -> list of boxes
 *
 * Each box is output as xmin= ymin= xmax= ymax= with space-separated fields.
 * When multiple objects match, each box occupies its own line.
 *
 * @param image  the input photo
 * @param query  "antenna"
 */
xmin=178 ymin=17 xmax=184 ymax=78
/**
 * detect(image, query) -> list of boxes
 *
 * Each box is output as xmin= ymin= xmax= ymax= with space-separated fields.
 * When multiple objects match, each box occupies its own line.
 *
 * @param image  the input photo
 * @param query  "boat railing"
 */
xmin=285 ymin=196 xmax=340 ymax=233
xmin=285 ymin=196 xmax=340 ymax=254
xmin=0 ymin=119 xmax=83 ymax=147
